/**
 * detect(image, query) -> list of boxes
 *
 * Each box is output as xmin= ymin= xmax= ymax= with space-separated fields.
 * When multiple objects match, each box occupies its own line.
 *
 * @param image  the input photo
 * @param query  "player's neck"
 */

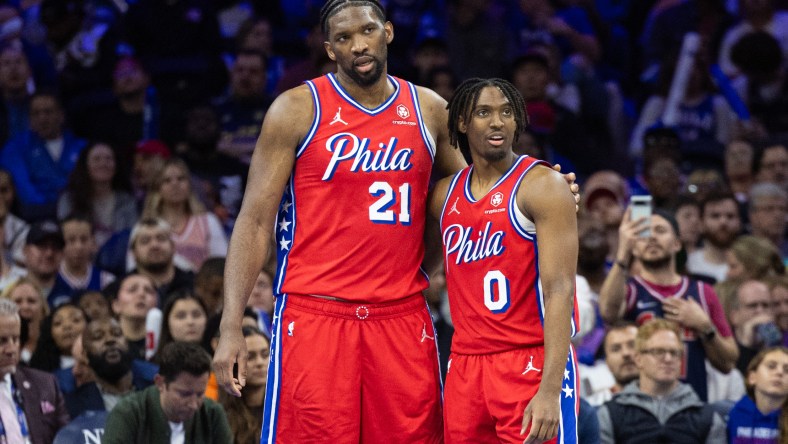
xmin=333 ymin=70 xmax=393 ymax=109
xmin=469 ymin=152 xmax=517 ymax=197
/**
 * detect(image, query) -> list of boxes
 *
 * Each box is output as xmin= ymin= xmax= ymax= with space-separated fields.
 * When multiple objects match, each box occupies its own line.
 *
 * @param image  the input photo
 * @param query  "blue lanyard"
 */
xmin=0 ymin=379 xmax=30 ymax=442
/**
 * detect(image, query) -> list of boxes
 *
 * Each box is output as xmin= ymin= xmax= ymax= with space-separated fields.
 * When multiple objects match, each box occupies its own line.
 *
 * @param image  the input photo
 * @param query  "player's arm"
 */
xmin=213 ymin=86 xmax=313 ymax=396
xmin=423 ymin=177 xmax=453 ymax=277
xmin=518 ymin=165 xmax=578 ymax=444
xmin=416 ymin=86 xmax=467 ymax=178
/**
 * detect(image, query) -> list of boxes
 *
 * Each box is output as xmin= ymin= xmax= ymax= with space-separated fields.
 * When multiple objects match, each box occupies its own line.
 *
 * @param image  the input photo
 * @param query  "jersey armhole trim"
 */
xmin=408 ymin=82 xmax=436 ymax=162
xmin=295 ymin=80 xmax=321 ymax=158
xmin=509 ymin=158 xmax=547 ymax=240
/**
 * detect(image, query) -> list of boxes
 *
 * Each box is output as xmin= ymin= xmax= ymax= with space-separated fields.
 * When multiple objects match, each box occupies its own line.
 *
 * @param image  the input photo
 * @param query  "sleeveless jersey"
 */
xmin=275 ymin=74 xmax=434 ymax=302
xmin=624 ymin=276 xmax=713 ymax=401
xmin=440 ymin=155 xmax=579 ymax=355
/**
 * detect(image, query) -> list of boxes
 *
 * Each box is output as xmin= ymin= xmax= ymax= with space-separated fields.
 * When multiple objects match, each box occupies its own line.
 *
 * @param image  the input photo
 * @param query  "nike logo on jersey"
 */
xmin=448 ymin=197 xmax=461 ymax=215
xmin=420 ymin=323 xmax=435 ymax=342
xmin=443 ymin=221 xmax=506 ymax=265
xmin=522 ymin=355 xmax=541 ymax=375
xmin=329 ymin=107 xmax=348 ymax=125
xmin=322 ymin=133 xmax=414 ymax=181
xmin=636 ymin=301 xmax=658 ymax=309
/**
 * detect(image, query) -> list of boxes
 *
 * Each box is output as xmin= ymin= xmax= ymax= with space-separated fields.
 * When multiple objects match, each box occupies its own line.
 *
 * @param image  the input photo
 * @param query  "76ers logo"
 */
xmin=491 ymin=192 xmax=504 ymax=207
xmin=396 ymin=104 xmax=410 ymax=119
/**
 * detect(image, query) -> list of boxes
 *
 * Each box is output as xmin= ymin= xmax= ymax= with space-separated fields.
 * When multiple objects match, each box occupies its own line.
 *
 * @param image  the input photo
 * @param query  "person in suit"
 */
xmin=0 ymin=298 xmax=69 ymax=443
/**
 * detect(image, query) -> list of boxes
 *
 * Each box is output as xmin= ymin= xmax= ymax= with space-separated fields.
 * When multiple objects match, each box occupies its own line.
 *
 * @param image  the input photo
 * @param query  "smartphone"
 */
xmin=630 ymin=195 xmax=653 ymax=237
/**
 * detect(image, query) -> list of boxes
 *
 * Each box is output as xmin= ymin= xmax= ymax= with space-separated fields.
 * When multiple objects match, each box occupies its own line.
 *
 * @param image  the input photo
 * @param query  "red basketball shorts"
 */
xmin=443 ymin=345 xmax=579 ymax=444
xmin=261 ymin=293 xmax=444 ymax=444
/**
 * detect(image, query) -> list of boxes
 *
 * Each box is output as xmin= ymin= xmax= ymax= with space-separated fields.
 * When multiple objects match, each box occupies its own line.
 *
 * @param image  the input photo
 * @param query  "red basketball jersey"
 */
xmin=440 ymin=156 xmax=579 ymax=355
xmin=275 ymin=74 xmax=433 ymax=302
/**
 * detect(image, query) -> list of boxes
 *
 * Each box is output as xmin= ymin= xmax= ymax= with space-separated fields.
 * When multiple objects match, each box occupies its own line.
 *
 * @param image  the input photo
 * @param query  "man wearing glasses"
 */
xmin=596 ymin=319 xmax=727 ymax=443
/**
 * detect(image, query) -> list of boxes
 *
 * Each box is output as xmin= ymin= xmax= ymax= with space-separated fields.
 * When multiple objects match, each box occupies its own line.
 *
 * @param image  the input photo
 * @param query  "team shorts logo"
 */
xmin=491 ymin=192 xmax=504 ymax=207
xmin=396 ymin=104 xmax=410 ymax=119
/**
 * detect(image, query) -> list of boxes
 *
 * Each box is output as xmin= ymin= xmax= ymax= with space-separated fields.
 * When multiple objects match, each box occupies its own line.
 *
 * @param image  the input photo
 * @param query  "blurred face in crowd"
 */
xmin=168 ymin=297 xmax=207 ymax=343
xmin=725 ymin=250 xmax=747 ymax=280
xmin=132 ymin=226 xmax=174 ymax=273
xmin=0 ymin=47 xmax=31 ymax=95
xmin=725 ymin=140 xmax=754 ymax=179
xmin=62 ymin=220 xmax=95 ymax=268
xmin=772 ymin=284 xmax=788 ymax=332
xmin=84 ymin=318 xmax=134 ymax=383
xmin=604 ymin=325 xmax=639 ymax=386
xmin=577 ymin=216 xmax=608 ymax=270
xmin=230 ymin=53 xmax=267 ymax=99
xmin=675 ymin=203 xmax=701 ymax=250
xmin=87 ymin=143 xmax=116 ymax=185
xmin=29 ymin=95 xmax=64 ymax=140
xmin=635 ymin=329 xmax=683 ymax=387
xmin=195 ymin=272 xmax=224 ymax=316
xmin=247 ymin=271 xmax=274 ymax=314
xmin=645 ymin=158 xmax=681 ymax=201
xmin=156 ymin=371 xmax=209 ymax=423
xmin=184 ymin=106 xmax=220 ymax=148
xmin=78 ymin=291 xmax=110 ymax=322
xmin=512 ymin=61 xmax=548 ymax=102
xmin=245 ymin=333 xmax=270 ymax=388
xmin=0 ymin=314 xmax=20 ymax=376
xmin=241 ymin=19 xmax=273 ymax=55
xmin=113 ymin=59 xmax=149 ymax=98
xmin=732 ymin=280 xmax=774 ymax=330
xmin=112 ymin=274 xmax=157 ymax=320
xmin=158 ymin=164 xmax=191 ymax=206
xmin=633 ymin=215 xmax=681 ymax=270
xmin=749 ymin=194 xmax=788 ymax=239
xmin=24 ymin=240 xmax=63 ymax=279
xmin=758 ymin=145 xmax=788 ymax=188
xmin=133 ymin=153 xmax=167 ymax=189
xmin=9 ymin=282 xmax=46 ymax=323
xmin=52 ymin=305 xmax=86 ymax=355
xmin=701 ymin=198 xmax=741 ymax=249
xmin=747 ymin=350 xmax=788 ymax=401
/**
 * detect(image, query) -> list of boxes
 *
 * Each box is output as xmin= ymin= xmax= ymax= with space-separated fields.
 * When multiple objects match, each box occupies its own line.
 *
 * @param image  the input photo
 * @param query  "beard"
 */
xmin=640 ymin=252 xmax=673 ymax=271
xmin=139 ymin=259 xmax=170 ymax=274
xmin=345 ymin=53 xmax=386 ymax=87
xmin=704 ymin=229 xmax=738 ymax=249
xmin=88 ymin=348 xmax=134 ymax=383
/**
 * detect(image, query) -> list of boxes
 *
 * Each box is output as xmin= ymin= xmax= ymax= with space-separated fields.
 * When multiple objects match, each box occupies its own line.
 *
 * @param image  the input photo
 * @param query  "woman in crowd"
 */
xmin=153 ymin=290 xmax=208 ymax=362
xmin=110 ymin=273 xmax=158 ymax=360
xmin=28 ymin=302 xmax=86 ymax=372
xmin=727 ymin=347 xmax=788 ymax=444
xmin=142 ymin=158 xmax=227 ymax=271
xmin=220 ymin=326 xmax=270 ymax=444
xmin=0 ymin=169 xmax=28 ymax=266
xmin=57 ymin=141 xmax=137 ymax=248
xmin=726 ymin=235 xmax=785 ymax=281
xmin=2 ymin=277 xmax=48 ymax=362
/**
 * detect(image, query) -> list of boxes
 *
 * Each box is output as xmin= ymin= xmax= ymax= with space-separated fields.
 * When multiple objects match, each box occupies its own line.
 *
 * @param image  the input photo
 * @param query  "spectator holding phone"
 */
xmin=599 ymin=204 xmax=739 ymax=400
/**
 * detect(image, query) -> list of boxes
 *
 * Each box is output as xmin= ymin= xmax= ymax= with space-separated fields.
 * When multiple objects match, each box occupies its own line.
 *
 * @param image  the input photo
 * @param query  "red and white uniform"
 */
xmin=440 ymin=156 xmax=579 ymax=443
xmin=263 ymin=74 xmax=442 ymax=443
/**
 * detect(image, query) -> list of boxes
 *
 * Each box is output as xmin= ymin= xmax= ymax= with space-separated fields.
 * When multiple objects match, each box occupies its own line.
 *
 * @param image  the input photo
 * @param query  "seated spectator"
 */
xmin=0 ymin=298 xmax=69 ymax=442
xmin=1 ymin=277 xmax=47 ymax=363
xmin=142 ymin=160 xmax=228 ymax=272
xmin=727 ymin=347 xmax=788 ymax=444
xmin=0 ymin=91 xmax=87 ymax=220
xmin=766 ymin=276 xmax=788 ymax=346
xmin=48 ymin=216 xmax=115 ymax=308
xmin=29 ymin=302 xmax=86 ymax=372
xmin=152 ymin=290 xmax=208 ymax=363
xmin=131 ymin=139 xmax=170 ymax=208
xmin=21 ymin=220 xmax=65 ymax=305
xmin=75 ymin=289 xmax=111 ymax=322
xmin=53 ymin=410 xmax=109 ymax=444
xmin=727 ymin=279 xmax=784 ymax=374
xmin=109 ymin=273 xmax=158 ymax=361
xmin=0 ymin=168 xmax=29 ymax=266
xmin=194 ymin=257 xmax=225 ymax=317
xmin=599 ymin=209 xmax=738 ymax=400
xmin=583 ymin=322 xmax=640 ymax=407
xmin=219 ymin=326 xmax=269 ymax=444
xmin=56 ymin=141 xmax=137 ymax=248
xmin=597 ymin=319 xmax=727 ymax=443
xmin=747 ymin=182 xmax=788 ymax=259
xmin=65 ymin=317 xmax=158 ymax=419
xmin=582 ymin=170 xmax=628 ymax=265
xmin=754 ymin=140 xmax=788 ymax=190
xmin=214 ymin=49 xmax=272 ymax=165
xmin=102 ymin=341 xmax=232 ymax=443
xmin=234 ymin=16 xmax=286 ymax=96
xmin=725 ymin=235 xmax=784 ymax=281
xmin=687 ymin=191 xmax=742 ymax=284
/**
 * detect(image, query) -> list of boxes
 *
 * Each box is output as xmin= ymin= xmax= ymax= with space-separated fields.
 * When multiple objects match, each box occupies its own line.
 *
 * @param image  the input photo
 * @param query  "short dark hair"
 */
xmin=447 ymin=78 xmax=528 ymax=160
xmin=699 ymin=190 xmax=738 ymax=216
xmin=157 ymin=341 xmax=211 ymax=383
xmin=320 ymin=0 xmax=386 ymax=36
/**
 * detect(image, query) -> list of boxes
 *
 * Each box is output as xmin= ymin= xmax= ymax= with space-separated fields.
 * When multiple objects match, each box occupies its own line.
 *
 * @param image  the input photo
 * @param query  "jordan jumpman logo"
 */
xmin=522 ymin=355 xmax=541 ymax=374
xmin=420 ymin=323 xmax=435 ymax=342
xmin=448 ymin=197 xmax=461 ymax=215
xmin=330 ymin=106 xmax=348 ymax=125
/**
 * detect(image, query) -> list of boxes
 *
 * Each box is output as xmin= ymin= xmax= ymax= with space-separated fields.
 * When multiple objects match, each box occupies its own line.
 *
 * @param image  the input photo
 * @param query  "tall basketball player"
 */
xmin=429 ymin=78 xmax=579 ymax=444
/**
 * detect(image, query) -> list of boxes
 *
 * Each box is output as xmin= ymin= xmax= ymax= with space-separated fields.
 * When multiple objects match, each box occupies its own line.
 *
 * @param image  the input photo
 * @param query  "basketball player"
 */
xmin=429 ymin=78 xmax=579 ymax=444
xmin=213 ymin=1 xmax=578 ymax=442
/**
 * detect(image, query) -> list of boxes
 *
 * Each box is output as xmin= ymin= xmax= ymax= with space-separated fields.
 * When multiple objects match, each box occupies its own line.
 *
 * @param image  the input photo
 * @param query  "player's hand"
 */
xmin=552 ymin=164 xmax=580 ymax=212
xmin=662 ymin=297 xmax=710 ymax=331
xmin=212 ymin=327 xmax=247 ymax=397
xmin=521 ymin=389 xmax=560 ymax=444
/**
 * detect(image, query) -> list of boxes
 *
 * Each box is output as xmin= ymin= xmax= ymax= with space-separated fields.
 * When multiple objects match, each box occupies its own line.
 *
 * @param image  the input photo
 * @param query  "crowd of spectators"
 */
xmin=0 ymin=0 xmax=785 ymax=443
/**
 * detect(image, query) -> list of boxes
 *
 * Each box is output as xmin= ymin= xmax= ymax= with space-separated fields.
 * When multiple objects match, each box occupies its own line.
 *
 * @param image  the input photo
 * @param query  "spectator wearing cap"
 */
xmin=0 ymin=91 xmax=87 ymax=221
xmin=20 ymin=220 xmax=65 ymax=306
xmin=132 ymin=139 xmax=170 ymax=207
xmin=599 ymin=208 xmax=738 ymax=401
xmin=73 ymin=57 xmax=161 ymax=148
xmin=582 ymin=170 xmax=629 ymax=267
